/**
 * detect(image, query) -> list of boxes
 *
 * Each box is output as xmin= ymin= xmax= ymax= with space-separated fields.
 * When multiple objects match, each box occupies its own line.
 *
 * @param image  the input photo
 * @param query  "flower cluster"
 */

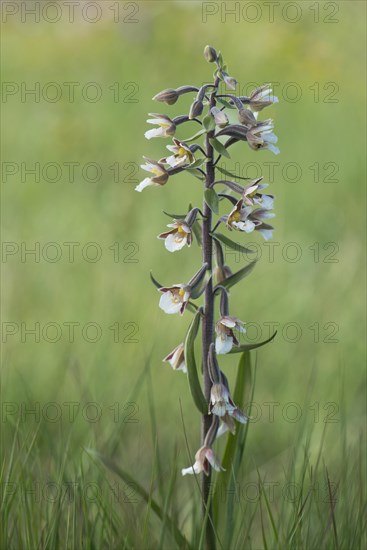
xmin=137 ymin=45 xmax=279 ymax=480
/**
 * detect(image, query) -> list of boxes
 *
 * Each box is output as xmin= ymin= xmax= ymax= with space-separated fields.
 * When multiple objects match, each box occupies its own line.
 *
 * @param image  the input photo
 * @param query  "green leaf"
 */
xmin=162 ymin=210 xmax=186 ymax=219
xmin=229 ymin=331 xmax=277 ymax=353
xmin=210 ymin=137 xmax=231 ymax=158
xmin=184 ymin=311 xmax=207 ymax=414
xmin=204 ymin=188 xmax=219 ymax=214
xmin=203 ymin=113 xmax=216 ymax=132
xmin=188 ymin=158 xmax=206 ymax=169
xmin=215 ymin=260 xmax=257 ymax=291
xmin=216 ymin=165 xmax=250 ymax=181
xmin=183 ymin=129 xmax=205 ymax=142
xmin=150 ymin=271 xmax=163 ymax=289
xmin=192 ymin=220 xmax=202 ymax=247
xmin=185 ymin=168 xmax=205 ymax=181
xmin=211 ymin=232 xmax=255 ymax=255
xmin=217 ymin=97 xmax=236 ymax=110
xmin=85 ymin=449 xmax=190 ymax=550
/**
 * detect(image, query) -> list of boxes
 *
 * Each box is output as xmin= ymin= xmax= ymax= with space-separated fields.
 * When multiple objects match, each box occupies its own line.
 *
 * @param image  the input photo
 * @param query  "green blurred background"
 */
xmin=1 ymin=0 xmax=366 ymax=545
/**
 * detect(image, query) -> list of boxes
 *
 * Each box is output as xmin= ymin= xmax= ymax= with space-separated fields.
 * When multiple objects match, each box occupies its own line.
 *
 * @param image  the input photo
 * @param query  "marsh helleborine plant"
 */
xmin=136 ymin=45 xmax=279 ymax=545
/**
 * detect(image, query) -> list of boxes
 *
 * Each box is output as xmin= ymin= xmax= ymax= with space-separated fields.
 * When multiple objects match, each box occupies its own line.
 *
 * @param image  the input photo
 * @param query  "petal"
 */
xmin=232 ymin=408 xmax=248 ymax=424
xmin=181 ymin=461 xmax=201 ymax=476
xmin=211 ymin=402 xmax=227 ymax=417
xmin=177 ymin=360 xmax=187 ymax=373
xmin=259 ymin=195 xmax=274 ymax=210
xmin=135 ymin=178 xmax=153 ymax=192
xmin=165 ymin=155 xmax=179 ymax=167
xmin=140 ymin=163 xmax=154 ymax=173
xmin=234 ymin=220 xmax=256 ymax=233
xmin=220 ymin=317 xmax=237 ymax=328
xmin=165 ymin=233 xmax=187 ymax=252
xmin=159 ymin=292 xmax=182 ymax=314
xmin=216 ymin=422 xmax=229 ymax=438
xmin=266 ymin=144 xmax=280 ymax=155
xmin=258 ymin=228 xmax=273 ymax=241
xmin=144 ymin=127 xmax=164 ymax=140
xmin=264 ymin=132 xmax=278 ymax=144
xmin=215 ymin=335 xmax=233 ymax=355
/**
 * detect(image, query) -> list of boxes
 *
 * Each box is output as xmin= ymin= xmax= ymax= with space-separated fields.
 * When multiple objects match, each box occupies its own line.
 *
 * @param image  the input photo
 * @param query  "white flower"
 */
xmin=216 ymin=414 xmax=236 ymax=438
xmin=226 ymin=199 xmax=256 ymax=233
xmin=181 ymin=446 xmax=224 ymax=476
xmin=209 ymin=383 xmax=248 ymax=424
xmin=163 ymin=343 xmax=186 ymax=373
xmin=247 ymin=120 xmax=280 ymax=155
xmin=249 ymin=84 xmax=279 ymax=112
xmin=144 ymin=113 xmax=176 ymax=140
xmin=243 ymin=178 xmax=274 ymax=210
xmin=160 ymin=138 xmax=195 ymax=168
xmin=215 ymin=316 xmax=246 ymax=355
xmin=249 ymin=209 xmax=275 ymax=240
xmin=158 ymin=220 xmax=192 ymax=252
xmin=135 ymin=158 xmax=168 ymax=192
xmin=158 ymin=284 xmax=191 ymax=315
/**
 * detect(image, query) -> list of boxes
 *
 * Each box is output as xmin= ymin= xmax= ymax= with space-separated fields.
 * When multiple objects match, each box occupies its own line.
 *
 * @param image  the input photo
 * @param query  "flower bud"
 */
xmin=204 ymin=45 xmax=217 ymax=63
xmin=210 ymin=106 xmax=229 ymax=128
xmin=153 ymin=88 xmax=179 ymax=105
xmin=189 ymin=100 xmax=204 ymax=119
xmin=238 ymin=108 xmax=257 ymax=127
xmin=223 ymin=73 xmax=237 ymax=90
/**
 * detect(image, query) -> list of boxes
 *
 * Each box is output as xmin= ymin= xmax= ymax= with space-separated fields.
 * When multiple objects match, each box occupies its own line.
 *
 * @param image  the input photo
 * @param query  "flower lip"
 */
xmin=209 ymin=381 xmax=249 ymax=424
xmin=160 ymin=138 xmax=195 ymax=168
xmin=215 ymin=315 xmax=246 ymax=354
xmin=181 ymin=445 xmax=224 ymax=477
xmin=158 ymin=284 xmax=191 ymax=315
xmin=136 ymin=158 xmax=169 ymax=192
xmin=158 ymin=220 xmax=192 ymax=252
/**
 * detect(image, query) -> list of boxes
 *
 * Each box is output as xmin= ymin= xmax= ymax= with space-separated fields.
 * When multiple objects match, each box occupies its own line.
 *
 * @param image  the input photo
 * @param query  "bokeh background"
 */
xmin=1 ymin=1 xmax=366 ymax=547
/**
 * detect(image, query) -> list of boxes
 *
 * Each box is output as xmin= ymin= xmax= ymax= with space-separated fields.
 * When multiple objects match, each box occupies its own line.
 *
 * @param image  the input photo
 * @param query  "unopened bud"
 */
xmin=223 ymin=73 xmax=237 ymax=91
xmin=204 ymin=45 xmax=217 ymax=63
xmin=153 ymin=88 xmax=179 ymax=105
xmin=189 ymin=100 xmax=204 ymax=119
xmin=211 ymin=106 xmax=229 ymax=128
xmin=238 ymin=108 xmax=257 ymax=126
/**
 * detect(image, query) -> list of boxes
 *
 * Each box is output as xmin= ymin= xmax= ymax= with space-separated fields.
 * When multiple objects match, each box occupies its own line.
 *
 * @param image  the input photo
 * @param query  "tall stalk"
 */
xmin=201 ymin=76 xmax=219 ymax=548
xmin=136 ymin=45 xmax=279 ymax=550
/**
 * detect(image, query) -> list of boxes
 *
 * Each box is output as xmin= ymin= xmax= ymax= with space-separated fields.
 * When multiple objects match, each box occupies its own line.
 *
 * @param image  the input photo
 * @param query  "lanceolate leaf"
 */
xmin=162 ymin=211 xmax=186 ymax=219
xmin=211 ymin=232 xmax=255 ymax=255
xmin=85 ymin=449 xmax=190 ymax=550
xmin=204 ymin=188 xmax=219 ymax=214
xmin=229 ymin=331 xmax=277 ymax=353
xmin=189 ymin=158 xmax=206 ymax=169
xmin=217 ymin=97 xmax=236 ymax=110
xmin=216 ymin=165 xmax=250 ymax=181
xmin=184 ymin=311 xmax=207 ymax=414
xmin=183 ymin=129 xmax=206 ymax=142
xmin=210 ymin=137 xmax=231 ymax=159
xmin=214 ymin=260 xmax=257 ymax=290
xmin=203 ymin=113 xmax=216 ymax=132
xmin=185 ymin=168 xmax=205 ymax=180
